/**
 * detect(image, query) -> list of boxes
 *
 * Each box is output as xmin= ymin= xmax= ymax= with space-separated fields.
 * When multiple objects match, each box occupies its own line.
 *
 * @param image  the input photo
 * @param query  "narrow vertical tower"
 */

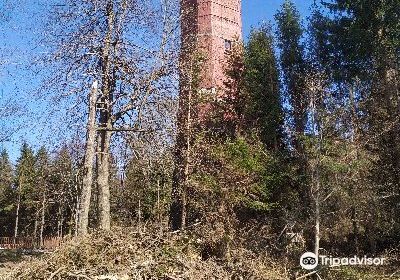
xmin=181 ymin=0 xmax=242 ymax=91
xmin=169 ymin=0 xmax=242 ymax=231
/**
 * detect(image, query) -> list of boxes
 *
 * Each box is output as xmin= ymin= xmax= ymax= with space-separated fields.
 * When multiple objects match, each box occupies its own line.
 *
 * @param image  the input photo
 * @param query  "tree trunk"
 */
xmin=138 ymin=199 xmax=142 ymax=232
xmin=97 ymin=129 xmax=111 ymax=230
xmin=169 ymin=2 xmax=198 ymax=231
xmin=33 ymin=209 xmax=39 ymax=248
xmin=96 ymin=1 xmax=114 ymax=231
xmin=57 ymin=204 xmax=64 ymax=238
xmin=78 ymin=80 xmax=98 ymax=235
xmin=314 ymin=175 xmax=320 ymax=257
xmin=14 ymin=177 xmax=22 ymax=239
xmin=309 ymin=87 xmax=321 ymax=258
xmin=33 ymin=211 xmax=38 ymax=240
xmin=169 ymin=77 xmax=192 ymax=230
xmin=181 ymin=98 xmax=192 ymax=230
xmin=157 ymin=179 xmax=161 ymax=227
xmin=39 ymin=191 xmax=46 ymax=248
xmin=349 ymin=84 xmax=360 ymax=254
xmin=75 ymin=191 xmax=80 ymax=236
xmin=14 ymin=196 xmax=20 ymax=239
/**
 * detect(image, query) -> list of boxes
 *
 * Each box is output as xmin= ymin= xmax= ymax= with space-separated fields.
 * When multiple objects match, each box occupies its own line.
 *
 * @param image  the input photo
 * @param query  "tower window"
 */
xmin=224 ymin=39 xmax=232 ymax=51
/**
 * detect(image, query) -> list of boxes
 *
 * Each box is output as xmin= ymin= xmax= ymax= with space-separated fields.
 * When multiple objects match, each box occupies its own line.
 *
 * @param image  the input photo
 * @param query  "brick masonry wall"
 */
xmin=182 ymin=0 xmax=242 ymax=90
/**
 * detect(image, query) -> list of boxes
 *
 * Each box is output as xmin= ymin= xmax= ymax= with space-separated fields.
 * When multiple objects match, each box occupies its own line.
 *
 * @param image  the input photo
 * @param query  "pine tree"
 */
xmin=314 ymin=0 xmax=400 ymax=243
xmin=275 ymin=0 xmax=308 ymax=154
xmin=245 ymin=27 xmax=283 ymax=150
xmin=206 ymin=41 xmax=246 ymax=138
xmin=275 ymin=1 xmax=310 ymax=243
xmin=50 ymin=146 xmax=75 ymax=237
xmin=0 ymin=149 xmax=14 ymax=235
xmin=14 ymin=142 xmax=36 ymax=237
xmin=34 ymin=146 xmax=50 ymax=246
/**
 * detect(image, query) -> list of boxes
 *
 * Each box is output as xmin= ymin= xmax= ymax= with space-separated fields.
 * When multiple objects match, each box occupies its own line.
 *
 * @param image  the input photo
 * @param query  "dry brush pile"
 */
xmin=4 ymin=226 xmax=287 ymax=280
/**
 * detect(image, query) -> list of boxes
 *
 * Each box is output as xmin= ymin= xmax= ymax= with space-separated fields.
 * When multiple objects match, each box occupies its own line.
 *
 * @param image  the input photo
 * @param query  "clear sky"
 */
xmin=242 ymin=0 xmax=313 ymax=37
xmin=0 ymin=0 xmax=314 ymax=162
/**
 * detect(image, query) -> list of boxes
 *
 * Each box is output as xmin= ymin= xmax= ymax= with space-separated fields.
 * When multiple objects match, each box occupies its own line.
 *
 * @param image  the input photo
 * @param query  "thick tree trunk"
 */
xmin=78 ymin=81 xmax=98 ymax=235
xmin=97 ymin=128 xmax=111 ymax=230
xmin=96 ymin=2 xmax=114 ymax=231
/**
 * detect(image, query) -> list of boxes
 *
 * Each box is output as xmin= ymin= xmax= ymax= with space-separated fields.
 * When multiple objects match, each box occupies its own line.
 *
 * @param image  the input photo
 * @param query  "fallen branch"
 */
xmin=67 ymin=272 xmax=93 ymax=280
xmin=48 ymin=266 xmax=65 ymax=280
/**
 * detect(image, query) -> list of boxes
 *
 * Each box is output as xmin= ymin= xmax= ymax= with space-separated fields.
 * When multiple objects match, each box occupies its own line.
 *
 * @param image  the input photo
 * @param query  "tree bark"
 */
xmin=169 ymin=1 xmax=198 ymax=231
xmin=97 ymin=129 xmax=111 ymax=230
xmin=14 ymin=195 xmax=20 ymax=239
xmin=14 ymin=176 xmax=22 ymax=239
xmin=33 ymin=211 xmax=39 ymax=240
xmin=57 ymin=204 xmax=64 ymax=238
xmin=78 ymin=80 xmax=98 ymax=235
xmin=75 ymin=189 xmax=80 ymax=236
xmin=169 ymin=75 xmax=192 ymax=230
xmin=314 ymin=173 xmax=320 ymax=257
xmin=157 ymin=179 xmax=161 ymax=227
xmin=97 ymin=1 xmax=114 ymax=231
xmin=349 ymin=84 xmax=360 ymax=254
xmin=138 ymin=199 xmax=142 ymax=232
xmin=39 ymin=191 xmax=46 ymax=248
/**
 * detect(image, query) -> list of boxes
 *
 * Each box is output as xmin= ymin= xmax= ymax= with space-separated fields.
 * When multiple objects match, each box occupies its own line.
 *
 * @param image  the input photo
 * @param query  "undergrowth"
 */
xmin=3 ymin=226 xmax=287 ymax=280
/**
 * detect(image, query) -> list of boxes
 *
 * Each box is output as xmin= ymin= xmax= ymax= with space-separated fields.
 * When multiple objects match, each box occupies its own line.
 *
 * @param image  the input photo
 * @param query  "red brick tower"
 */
xmin=169 ymin=0 xmax=243 ymax=230
xmin=181 ymin=0 xmax=242 ymax=91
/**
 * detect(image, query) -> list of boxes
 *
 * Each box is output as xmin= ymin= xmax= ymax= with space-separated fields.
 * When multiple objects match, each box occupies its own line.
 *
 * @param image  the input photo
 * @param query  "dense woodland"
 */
xmin=0 ymin=0 xmax=400 ymax=279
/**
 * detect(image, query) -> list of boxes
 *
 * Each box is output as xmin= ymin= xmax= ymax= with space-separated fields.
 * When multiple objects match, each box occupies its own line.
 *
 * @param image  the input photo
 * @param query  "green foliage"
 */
xmin=47 ymin=146 xmax=77 ymax=231
xmin=310 ymin=0 xmax=400 ymax=246
xmin=275 ymin=0 xmax=308 ymax=144
xmin=14 ymin=143 xmax=37 ymax=228
xmin=49 ymin=147 xmax=73 ymax=189
xmin=275 ymin=0 xmax=304 ymax=73
xmin=317 ymin=0 xmax=400 ymax=80
xmin=35 ymin=146 xmax=50 ymax=178
xmin=111 ymin=155 xmax=172 ymax=225
xmin=224 ymin=137 xmax=263 ymax=172
xmin=0 ymin=143 xmax=84 ymax=237
xmin=245 ymin=27 xmax=283 ymax=149
xmin=15 ymin=142 xmax=36 ymax=194
xmin=0 ymin=149 xmax=14 ymax=235
xmin=210 ymin=42 xmax=246 ymax=137
xmin=194 ymin=136 xmax=288 ymax=214
xmin=0 ymin=149 xmax=13 ymax=196
xmin=320 ymin=266 xmax=391 ymax=280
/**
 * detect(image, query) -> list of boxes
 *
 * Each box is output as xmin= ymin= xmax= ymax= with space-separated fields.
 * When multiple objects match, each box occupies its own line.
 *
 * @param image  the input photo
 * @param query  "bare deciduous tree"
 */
xmin=41 ymin=0 xmax=180 ymax=233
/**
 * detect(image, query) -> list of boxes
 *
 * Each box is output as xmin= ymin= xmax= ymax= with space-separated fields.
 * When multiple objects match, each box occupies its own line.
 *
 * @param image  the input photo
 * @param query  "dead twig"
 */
xmin=47 ymin=266 xmax=65 ymax=280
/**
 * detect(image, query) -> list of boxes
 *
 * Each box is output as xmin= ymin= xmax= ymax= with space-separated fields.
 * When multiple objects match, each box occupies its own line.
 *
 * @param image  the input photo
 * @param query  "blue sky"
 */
xmin=0 ymin=0 xmax=314 ymax=162
xmin=242 ymin=0 xmax=313 ymax=36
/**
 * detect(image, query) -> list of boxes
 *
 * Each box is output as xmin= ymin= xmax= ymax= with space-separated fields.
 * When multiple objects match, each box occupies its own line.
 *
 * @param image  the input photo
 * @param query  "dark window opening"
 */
xmin=224 ymin=39 xmax=232 ymax=51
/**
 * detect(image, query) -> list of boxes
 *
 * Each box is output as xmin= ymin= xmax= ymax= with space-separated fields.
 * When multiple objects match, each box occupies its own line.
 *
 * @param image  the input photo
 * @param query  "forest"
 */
xmin=0 ymin=0 xmax=399 ymax=279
